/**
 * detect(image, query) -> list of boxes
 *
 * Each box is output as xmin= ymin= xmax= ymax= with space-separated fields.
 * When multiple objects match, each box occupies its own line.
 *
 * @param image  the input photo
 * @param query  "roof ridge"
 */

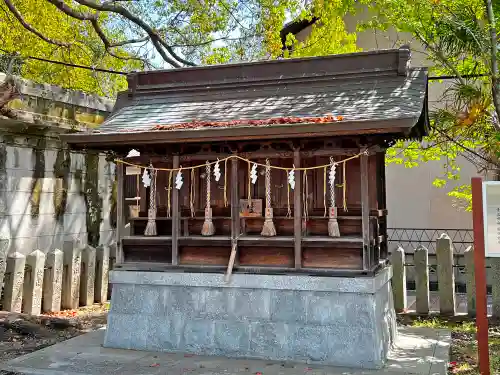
xmin=128 ymin=47 xmax=412 ymax=94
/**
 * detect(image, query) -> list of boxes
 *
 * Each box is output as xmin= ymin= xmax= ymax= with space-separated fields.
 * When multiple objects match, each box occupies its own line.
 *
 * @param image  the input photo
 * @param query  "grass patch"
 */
xmin=411 ymin=317 xmax=476 ymax=333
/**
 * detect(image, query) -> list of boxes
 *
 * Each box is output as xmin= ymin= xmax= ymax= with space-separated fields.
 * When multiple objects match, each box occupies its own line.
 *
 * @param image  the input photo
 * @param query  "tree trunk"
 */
xmin=485 ymin=0 xmax=500 ymax=131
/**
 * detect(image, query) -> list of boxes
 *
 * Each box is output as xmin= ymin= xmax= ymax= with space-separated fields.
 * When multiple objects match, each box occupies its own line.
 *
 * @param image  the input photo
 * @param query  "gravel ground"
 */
xmin=0 ymin=304 xmax=108 ymax=363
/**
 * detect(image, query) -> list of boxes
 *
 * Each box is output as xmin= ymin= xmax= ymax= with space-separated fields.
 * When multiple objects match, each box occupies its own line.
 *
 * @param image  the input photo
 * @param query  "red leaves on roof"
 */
xmin=151 ymin=115 xmax=343 ymax=131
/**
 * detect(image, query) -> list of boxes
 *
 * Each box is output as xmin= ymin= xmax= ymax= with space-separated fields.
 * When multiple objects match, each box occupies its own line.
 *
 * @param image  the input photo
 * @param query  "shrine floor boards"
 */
xmin=1 ymin=326 xmax=449 ymax=375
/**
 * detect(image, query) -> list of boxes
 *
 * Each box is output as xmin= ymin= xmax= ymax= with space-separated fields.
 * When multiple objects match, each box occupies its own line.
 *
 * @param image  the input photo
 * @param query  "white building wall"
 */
xmin=342 ymin=8 xmax=479 ymax=231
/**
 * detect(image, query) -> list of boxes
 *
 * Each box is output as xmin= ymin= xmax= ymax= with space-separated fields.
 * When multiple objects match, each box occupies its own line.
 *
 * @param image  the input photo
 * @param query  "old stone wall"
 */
xmin=0 ymin=131 xmax=115 ymax=261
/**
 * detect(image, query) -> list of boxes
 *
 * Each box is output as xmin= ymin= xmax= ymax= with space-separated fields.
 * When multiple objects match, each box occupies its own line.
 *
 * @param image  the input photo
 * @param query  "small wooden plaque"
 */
xmin=239 ymin=199 xmax=263 ymax=217
xmin=129 ymin=205 xmax=140 ymax=218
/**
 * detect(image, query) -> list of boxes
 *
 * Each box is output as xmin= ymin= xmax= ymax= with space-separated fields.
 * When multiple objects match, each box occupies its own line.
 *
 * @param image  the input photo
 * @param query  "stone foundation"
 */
xmin=104 ymin=267 xmax=396 ymax=369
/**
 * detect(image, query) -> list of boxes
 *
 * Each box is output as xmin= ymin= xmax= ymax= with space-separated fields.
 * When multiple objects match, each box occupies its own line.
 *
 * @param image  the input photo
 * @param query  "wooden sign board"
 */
xmin=126 ymin=166 xmax=141 ymax=175
xmin=239 ymin=199 xmax=263 ymax=217
xmin=483 ymin=181 xmax=500 ymax=257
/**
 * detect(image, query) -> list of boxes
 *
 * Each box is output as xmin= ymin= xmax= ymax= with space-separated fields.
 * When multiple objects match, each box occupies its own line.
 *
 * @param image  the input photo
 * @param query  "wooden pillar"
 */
xmin=116 ymin=162 xmax=125 ymax=264
xmin=139 ymin=179 xmax=147 ymax=213
xmin=172 ymin=155 xmax=180 ymax=265
xmin=471 ymin=177 xmax=490 ymax=375
xmin=293 ymin=149 xmax=302 ymax=269
xmin=375 ymin=150 xmax=388 ymax=260
xmin=231 ymin=157 xmax=240 ymax=265
xmin=360 ymin=149 xmax=371 ymax=270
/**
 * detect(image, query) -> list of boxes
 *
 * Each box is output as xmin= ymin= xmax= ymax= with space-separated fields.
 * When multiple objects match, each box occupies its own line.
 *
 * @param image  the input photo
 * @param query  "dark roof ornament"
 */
xmin=398 ymin=44 xmax=411 ymax=76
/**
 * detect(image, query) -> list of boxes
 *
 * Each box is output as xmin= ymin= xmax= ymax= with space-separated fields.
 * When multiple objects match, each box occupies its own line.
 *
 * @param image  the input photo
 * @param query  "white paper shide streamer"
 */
xmin=175 ymin=170 xmax=183 ymax=190
xmin=288 ymin=169 xmax=295 ymax=190
xmin=142 ymin=168 xmax=151 ymax=188
xmin=250 ymin=163 xmax=258 ymax=184
xmin=328 ymin=160 xmax=340 ymax=237
xmin=214 ymin=160 xmax=221 ymax=182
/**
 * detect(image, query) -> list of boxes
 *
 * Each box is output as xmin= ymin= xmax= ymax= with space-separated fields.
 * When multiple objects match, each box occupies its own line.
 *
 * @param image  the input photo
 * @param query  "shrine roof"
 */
xmin=61 ymin=46 xmax=429 ymax=148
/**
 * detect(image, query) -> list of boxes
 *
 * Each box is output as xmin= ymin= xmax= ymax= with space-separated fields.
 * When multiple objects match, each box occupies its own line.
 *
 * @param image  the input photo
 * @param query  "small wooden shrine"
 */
xmin=62 ymin=46 xmax=428 ymax=368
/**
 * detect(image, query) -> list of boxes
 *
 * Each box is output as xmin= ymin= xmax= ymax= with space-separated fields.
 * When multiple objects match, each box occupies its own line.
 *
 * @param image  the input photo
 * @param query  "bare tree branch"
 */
xmin=219 ymin=1 xmax=251 ymax=31
xmin=73 ymin=0 xmax=196 ymax=67
xmin=108 ymin=35 xmax=149 ymax=48
xmin=45 ymin=0 xmax=93 ymax=20
xmin=3 ymin=0 xmax=70 ymax=47
xmin=11 ymin=0 xmax=194 ymax=67
xmin=171 ymin=35 xmax=254 ymax=48
xmin=46 ymin=0 xmax=150 ymax=48
xmin=89 ymin=16 xmax=147 ymax=66
xmin=44 ymin=0 xmax=150 ymax=67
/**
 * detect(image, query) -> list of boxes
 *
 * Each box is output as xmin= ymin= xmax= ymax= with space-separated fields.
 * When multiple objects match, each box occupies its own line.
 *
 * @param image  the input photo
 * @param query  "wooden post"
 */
xmin=360 ymin=149 xmax=370 ymax=270
xmin=140 ymin=177 xmax=147 ymax=214
xmin=375 ymin=151 xmax=388 ymax=260
xmin=171 ymin=155 xmax=180 ymax=265
xmin=471 ymin=177 xmax=490 ymax=375
xmin=116 ymin=162 xmax=125 ymax=264
xmin=231 ymin=157 xmax=240 ymax=265
xmin=293 ymin=149 xmax=302 ymax=269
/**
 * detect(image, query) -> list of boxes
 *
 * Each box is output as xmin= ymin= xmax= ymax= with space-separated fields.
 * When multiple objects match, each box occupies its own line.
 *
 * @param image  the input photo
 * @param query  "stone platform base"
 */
xmin=104 ymin=267 xmax=396 ymax=369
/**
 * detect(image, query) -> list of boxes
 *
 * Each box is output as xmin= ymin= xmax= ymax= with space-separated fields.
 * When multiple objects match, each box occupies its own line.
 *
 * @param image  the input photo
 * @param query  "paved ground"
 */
xmin=0 ymin=326 xmax=450 ymax=375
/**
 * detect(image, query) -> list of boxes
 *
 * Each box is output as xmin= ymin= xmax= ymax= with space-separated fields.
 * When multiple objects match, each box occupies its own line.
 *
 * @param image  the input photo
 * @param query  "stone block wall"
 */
xmin=0 ymin=132 xmax=115 ymax=256
xmin=105 ymin=268 xmax=395 ymax=369
xmin=0 ymin=131 xmax=116 ymax=306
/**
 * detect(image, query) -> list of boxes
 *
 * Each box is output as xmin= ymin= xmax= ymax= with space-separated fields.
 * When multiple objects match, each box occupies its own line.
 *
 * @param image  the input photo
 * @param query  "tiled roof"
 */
xmin=62 ymin=47 xmax=429 ymax=147
xmin=98 ymin=68 xmax=426 ymax=135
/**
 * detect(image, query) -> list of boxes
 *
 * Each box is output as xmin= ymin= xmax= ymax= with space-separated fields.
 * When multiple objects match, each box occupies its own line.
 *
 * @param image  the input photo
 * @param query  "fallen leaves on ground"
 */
xmin=0 ymin=303 xmax=109 ymax=363
xmin=42 ymin=302 xmax=110 ymax=318
xmin=43 ymin=310 xmax=78 ymax=317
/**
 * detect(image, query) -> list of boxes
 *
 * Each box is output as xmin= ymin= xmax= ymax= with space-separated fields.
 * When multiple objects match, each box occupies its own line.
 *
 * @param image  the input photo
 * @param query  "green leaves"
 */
xmin=277 ymin=0 xmax=360 ymax=59
xmin=0 ymin=0 xmax=137 ymax=96
xmin=361 ymin=0 xmax=500 ymax=210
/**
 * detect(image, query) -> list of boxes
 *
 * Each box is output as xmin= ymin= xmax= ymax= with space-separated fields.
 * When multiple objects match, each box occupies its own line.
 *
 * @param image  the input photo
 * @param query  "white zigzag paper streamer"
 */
xmin=214 ymin=160 xmax=221 ymax=182
xmin=175 ymin=170 xmax=183 ymax=190
xmin=288 ymin=169 xmax=295 ymax=190
xmin=142 ymin=168 xmax=151 ymax=188
xmin=250 ymin=163 xmax=258 ymax=184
